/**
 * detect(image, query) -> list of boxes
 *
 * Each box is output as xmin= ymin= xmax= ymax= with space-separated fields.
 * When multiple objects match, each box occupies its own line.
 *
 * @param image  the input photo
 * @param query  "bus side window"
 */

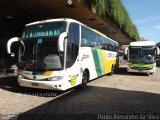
xmin=81 ymin=39 xmax=87 ymax=46
xmin=81 ymin=26 xmax=91 ymax=47
xmin=91 ymin=33 xmax=100 ymax=48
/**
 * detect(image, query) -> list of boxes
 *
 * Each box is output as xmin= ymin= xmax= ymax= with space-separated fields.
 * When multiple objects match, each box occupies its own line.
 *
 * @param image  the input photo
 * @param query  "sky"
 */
xmin=121 ymin=0 xmax=160 ymax=43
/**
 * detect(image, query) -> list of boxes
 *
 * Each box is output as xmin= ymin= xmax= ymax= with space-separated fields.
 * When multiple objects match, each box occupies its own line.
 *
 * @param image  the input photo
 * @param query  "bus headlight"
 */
xmin=48 ymin=76 xmax=63 ymax=81
xmin=130 ymin=65 xmax=133 ymax=68
xmin=18 ymin=75 xmax=23 ymax=78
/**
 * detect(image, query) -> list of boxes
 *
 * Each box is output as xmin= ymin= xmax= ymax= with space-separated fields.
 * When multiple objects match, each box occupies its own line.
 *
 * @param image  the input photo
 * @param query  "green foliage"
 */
xmin=94 ymin=0 xmax=107 ymax=17
xmin=83 ymin=0 xmax=140 ymax=41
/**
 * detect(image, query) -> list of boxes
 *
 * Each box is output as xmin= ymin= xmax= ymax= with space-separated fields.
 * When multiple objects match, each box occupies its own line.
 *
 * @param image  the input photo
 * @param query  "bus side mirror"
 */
xmin=58 ymin=32 xmax=67 ymax=52
xmin=157 ymin=47 xmax=160 ymax=55
xmin=7 ymin=37 xmax=19 ymax=57
xmin=124 ymin=47 xmax=128 ymax=55
xmin=123 ymin=47 xmax=128 ymax=60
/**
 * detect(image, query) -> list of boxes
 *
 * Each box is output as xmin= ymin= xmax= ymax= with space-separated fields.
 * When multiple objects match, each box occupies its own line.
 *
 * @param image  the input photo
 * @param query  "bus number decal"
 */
xmin=107 ymin=53 xmax=116 ymax=59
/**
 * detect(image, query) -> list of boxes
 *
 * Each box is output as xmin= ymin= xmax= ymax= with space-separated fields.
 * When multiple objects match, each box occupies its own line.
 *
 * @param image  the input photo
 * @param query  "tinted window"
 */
xmin=66 ymin=23 xmax=80 ymax=68
xmin=81 ymin=26 xmax=91 ymax=46
xmin=81 ymin=26 xmax=118 ymax=51
xmin=19 ymin=37 xmax=64 ymax=71
xmin=22 ymin=22 xmax=67 ymax=38
xmin=99 ymin=35 xmax=108 ymax=49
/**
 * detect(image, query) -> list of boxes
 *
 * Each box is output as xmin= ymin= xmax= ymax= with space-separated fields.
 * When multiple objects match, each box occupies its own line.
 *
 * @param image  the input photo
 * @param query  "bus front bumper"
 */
xmin=18 ymin=76 xmax=68 ymax=91
xmin=127 ymin=66 xmax=156 ymax=74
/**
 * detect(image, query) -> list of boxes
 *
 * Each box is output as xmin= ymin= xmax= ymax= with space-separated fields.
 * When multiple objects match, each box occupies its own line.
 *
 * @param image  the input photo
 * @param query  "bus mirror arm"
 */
xmin=124 ymin=47 xmax=128 ymax=55
xmin=123 ymin=47 xmax=128 ymax=60
xmin=157 ymin=47 xmax=160 ymax=55
xmin=58 ymin=32 xmax=67 ymax=52
xmin=7 ymin=37 xmax=19 ymax=57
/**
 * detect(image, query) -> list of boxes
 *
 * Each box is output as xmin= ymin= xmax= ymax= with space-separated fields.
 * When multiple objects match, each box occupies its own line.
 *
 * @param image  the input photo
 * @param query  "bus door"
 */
xmin=65 ymin=23 xmax=81 ymax=86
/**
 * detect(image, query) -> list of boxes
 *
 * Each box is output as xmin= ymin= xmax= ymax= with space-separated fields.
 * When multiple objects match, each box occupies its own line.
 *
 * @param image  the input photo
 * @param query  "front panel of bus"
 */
xmin=17 ymin=21 xmax=77 ymax=90
xmin=128 ymin=46 xmax=156 ymax=73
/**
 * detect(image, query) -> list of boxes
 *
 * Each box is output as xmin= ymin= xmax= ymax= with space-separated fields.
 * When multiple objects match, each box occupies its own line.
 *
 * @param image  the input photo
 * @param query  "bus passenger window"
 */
xmin=81 ymin=26 xmax=91 ymax=47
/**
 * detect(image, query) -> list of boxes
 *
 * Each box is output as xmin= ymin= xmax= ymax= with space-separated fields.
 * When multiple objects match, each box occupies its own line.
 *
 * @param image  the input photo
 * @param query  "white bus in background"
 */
xmin=124 ymin=41 xmax=160 ymax=75
xmin=7 ymin=18 xmax=118 ymax=91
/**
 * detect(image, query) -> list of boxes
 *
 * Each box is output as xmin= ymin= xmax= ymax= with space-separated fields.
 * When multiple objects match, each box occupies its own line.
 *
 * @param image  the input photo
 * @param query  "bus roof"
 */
xmin=26 ymin=18 xmax=84 ymax=26
xmin=130 ymin=41 xmax=155 ymax=47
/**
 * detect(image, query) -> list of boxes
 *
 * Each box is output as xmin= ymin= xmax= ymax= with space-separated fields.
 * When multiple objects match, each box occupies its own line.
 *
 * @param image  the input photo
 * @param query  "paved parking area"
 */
xmin=0 ymin=67 xmax=160 ymax=120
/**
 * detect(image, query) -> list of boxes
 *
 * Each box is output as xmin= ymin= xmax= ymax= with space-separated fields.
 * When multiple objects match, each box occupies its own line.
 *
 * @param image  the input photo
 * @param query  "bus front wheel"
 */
xmin=81 ymin=70 xmax=89 ymax=87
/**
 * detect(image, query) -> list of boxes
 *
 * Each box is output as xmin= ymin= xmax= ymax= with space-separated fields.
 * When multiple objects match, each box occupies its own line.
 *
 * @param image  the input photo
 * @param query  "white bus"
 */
xmin=7 ymin=18 xmax=118 ymax=91
xmin=124 ymin=41 xmax=160 ymax=75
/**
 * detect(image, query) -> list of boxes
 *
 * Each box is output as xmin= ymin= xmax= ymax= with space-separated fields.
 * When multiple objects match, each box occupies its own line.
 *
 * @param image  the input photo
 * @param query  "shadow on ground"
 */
xmin=12 ymin=85 xmax=160 ymax=120
xmin=115 ymin=67 xmax=151 ymax=76
xmin=0 ymin=77 xmax=63 ymax=97
xmin=157 ymin=61 xmax=160 ymax=67
xmin=0 ymin=68 xmax=144 ymax=98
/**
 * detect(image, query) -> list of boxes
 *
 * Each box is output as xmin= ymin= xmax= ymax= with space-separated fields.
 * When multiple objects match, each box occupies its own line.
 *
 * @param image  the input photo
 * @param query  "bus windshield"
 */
xmin=129 ymin=46 xmax=155 ymax=64
xmin=19 ymin=37 xmax=64 ymax=71
xmin=22 ymin=22 xmax=67 ymax=38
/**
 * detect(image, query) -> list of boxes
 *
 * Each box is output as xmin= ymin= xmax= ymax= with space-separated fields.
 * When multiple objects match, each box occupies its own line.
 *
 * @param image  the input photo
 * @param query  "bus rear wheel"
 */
xmin=109 ymin=65 xmax=115 ymax=75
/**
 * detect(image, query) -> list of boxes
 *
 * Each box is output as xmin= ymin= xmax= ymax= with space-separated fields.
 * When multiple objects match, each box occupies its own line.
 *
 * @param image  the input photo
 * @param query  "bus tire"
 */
xmin=114 ymin=64 xmax=119 ymax=74
xmin=109 ymin=65 xmax=114 ymax=75
xmin=150 ymin=72 xmax=154 ymax=75
xmin=146 ymin=73 xmax=150 ymax=76
xmin=80 ymin=70 xmax=89 ymax=88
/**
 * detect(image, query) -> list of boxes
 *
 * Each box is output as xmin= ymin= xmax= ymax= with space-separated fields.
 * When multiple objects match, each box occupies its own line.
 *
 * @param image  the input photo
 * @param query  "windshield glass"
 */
xmin=142 ymin=47 xmax=155 ymax=64
xmin=129 ymin=46 xmax=155 ymax=64
xmin=19 ymin=37 xmax=64 ymax=71
xmin=22 ymin=22 xmax=67 ymax=38
xmin=129 ymin=47 xmax=141 ymax=64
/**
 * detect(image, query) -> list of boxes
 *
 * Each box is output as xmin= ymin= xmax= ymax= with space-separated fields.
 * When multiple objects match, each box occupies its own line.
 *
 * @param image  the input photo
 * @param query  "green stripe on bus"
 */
xmin=97 ymin=49 xmax=105 ymax=74
xmin=128 ymin=62 xmax=155 ymax=68
xmin=92 ymin=49 xmax=103 ymax=76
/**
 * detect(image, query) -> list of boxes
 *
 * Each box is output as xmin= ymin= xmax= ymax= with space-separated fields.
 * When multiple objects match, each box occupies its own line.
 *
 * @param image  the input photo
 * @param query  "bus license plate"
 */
xmin=31 ymin=83 xmax=39 ymax=87
xmin=138 ymin=70 xmax=143 ymax=72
